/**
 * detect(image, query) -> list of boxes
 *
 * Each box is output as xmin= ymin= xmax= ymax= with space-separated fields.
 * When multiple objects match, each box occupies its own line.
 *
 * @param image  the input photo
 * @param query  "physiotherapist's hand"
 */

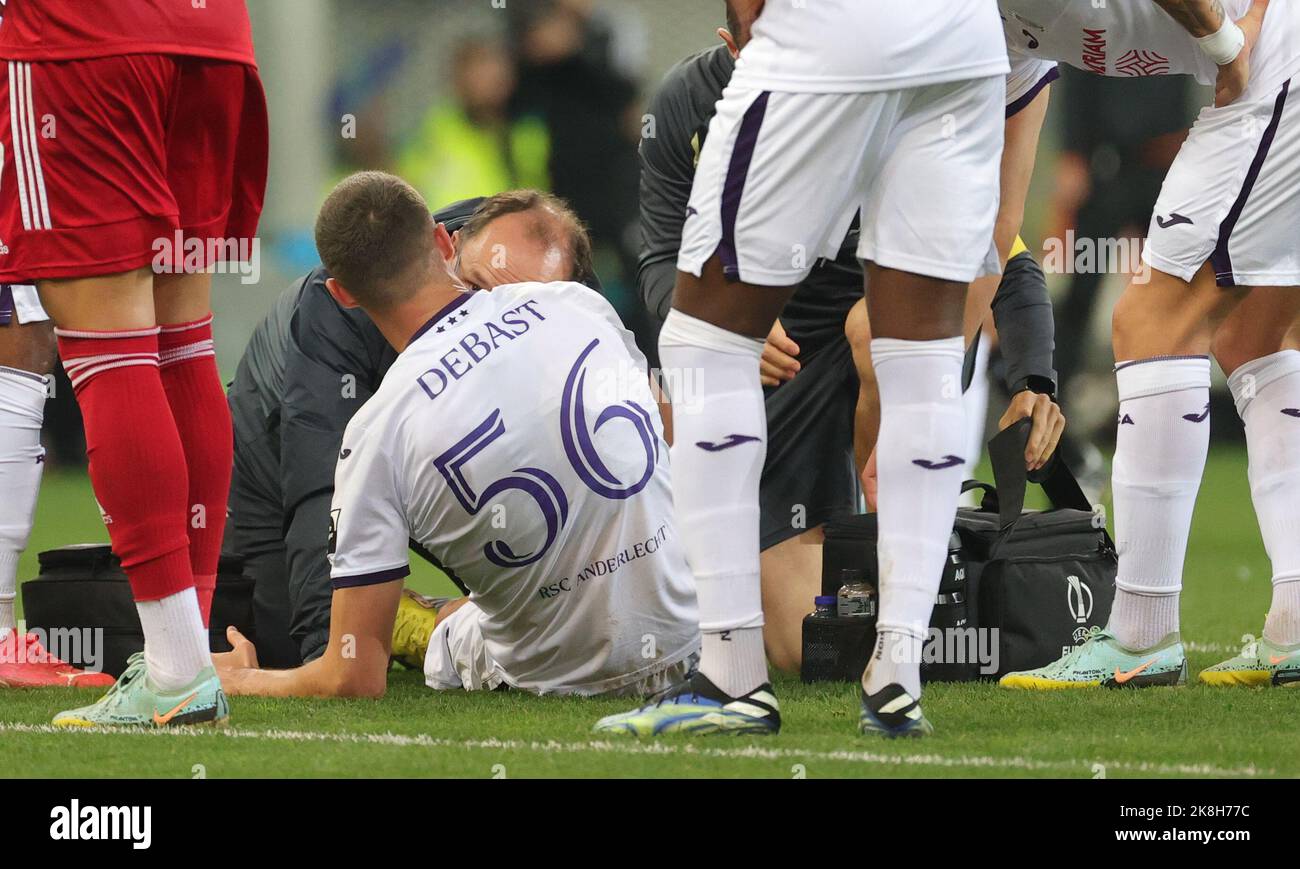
xmin=760 ymin=319 xmax=800 ymax=386
xmin=999 ymin=390 xmax=1065 ymax=472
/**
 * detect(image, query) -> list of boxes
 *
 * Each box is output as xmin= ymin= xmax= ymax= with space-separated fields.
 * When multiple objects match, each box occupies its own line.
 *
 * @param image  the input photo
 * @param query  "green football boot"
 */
xmin=1199 ymin=634 xmax=1300 ymax=687
xmin=1000 ymin=626 xmax=1187 ymax=689
xmin=52 ymin=652 xmax=229 ymax=728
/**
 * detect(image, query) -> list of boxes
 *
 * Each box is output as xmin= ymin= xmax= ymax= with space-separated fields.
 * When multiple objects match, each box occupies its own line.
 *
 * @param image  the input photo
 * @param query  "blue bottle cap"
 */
xmin=814 ymin=595 xmax=837 ymax=606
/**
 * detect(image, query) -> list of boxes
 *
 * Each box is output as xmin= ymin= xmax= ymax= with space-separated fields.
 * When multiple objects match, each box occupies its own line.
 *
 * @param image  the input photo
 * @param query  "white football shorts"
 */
xmin=677 ymin=75 xmax=1005 ymax=286
xmin=1144 ymin=78 xmax=1300 ymax=287
xmin=423 ymin=600 xmax=696 ymax=698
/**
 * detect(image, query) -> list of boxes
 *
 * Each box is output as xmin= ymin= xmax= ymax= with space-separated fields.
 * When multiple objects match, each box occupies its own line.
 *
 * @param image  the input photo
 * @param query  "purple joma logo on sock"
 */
xmin=911 ymin=455 xmax=964 ymax=471
xmin=696 ymin=434 xmax=761 ymax=452
xmin=1182 ymin=403 xmax=1210 ymax=423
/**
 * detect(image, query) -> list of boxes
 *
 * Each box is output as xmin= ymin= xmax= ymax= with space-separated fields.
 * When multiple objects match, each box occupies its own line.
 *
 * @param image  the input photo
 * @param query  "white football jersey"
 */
xmin=329 ymin=282 xmax=699 ymax=695
xmin=1000 ymin=0 xmax=1300 ymax=103
xmin=733 ymin=0 xmax=1010 ymax=93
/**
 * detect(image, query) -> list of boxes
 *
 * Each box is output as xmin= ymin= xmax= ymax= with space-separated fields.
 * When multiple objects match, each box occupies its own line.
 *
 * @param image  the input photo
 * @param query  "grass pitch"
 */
xmin=1 ymin=447 xmax=1295 ymax=779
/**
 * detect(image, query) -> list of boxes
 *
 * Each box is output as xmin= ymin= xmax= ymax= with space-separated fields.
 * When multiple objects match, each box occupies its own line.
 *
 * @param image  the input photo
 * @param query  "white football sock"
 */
xmin=1228 ymin=350 xmax=1300 ymax=645
xmin=0 ymin=367 xmax=48 ymax=640
xmin=960 ymin=331 xmax=992 ymax=497
xmin=863 ymin=629 xmax=924 ymax=698
xmin=1109 ymin=356 xmax=1210 ymax=650
xmin=137 ymin=587 xmax=211 ymax=692
xmin=659 ymin=309 xmax=768 ymax=697
xmin=863 ymin=336 xmax=965 ymax=697
xmin=1265 ymin=580 xmax=1300 ymax=646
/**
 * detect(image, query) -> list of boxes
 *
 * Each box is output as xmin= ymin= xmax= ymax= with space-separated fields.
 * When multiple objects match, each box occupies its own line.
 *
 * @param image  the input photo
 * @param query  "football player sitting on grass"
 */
xmin=215 ymin=172 xmax=700 ymax=698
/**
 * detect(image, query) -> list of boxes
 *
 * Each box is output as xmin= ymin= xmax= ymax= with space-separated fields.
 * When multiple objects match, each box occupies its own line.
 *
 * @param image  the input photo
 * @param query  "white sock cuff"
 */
xmin=874 ymin=622 xmax=929 ymax=642
xmin=1115 ymin=355 xmax=1210 ymax=401
xmin=1115 ymin=579 xmax=1183 ymax=597
xmin=659 ymin=309 xmax=764 ymax=358
xmin=1227 ymin=350 xmax=1300 ymax=419
xmin=871 ymin=336 xmax=965 ymax=370
xmin=695 ymin=570 xmax=765 ymax=633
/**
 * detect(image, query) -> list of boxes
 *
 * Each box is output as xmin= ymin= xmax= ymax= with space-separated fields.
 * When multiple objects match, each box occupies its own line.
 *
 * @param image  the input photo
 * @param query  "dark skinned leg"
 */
xmin=661 ymin=254 xmax=798 ymax=695
xmin=672 ymin=256 xmax=799 ymax=340
xmin=860 ymin=262 xmax=969 ymax=700
xmin=0 ymin=321 xmax=57 ymax=377
xmin=866 ymin=264 xmax=968 ymax=341
xmin=0 ymin=320 xmax=54 ymax=639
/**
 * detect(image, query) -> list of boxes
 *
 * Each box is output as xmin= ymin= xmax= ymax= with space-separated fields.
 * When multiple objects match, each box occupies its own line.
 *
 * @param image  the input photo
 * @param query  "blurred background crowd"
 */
xmin=40 ymin=0 xmax=1220 ymax=473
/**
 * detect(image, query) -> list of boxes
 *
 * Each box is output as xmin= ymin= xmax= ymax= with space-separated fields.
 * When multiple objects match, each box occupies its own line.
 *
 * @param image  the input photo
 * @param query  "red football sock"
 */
xmin=158 ymin=315 xmax=232 ymax=626
xmin=57 ymin=327 xmax=193 ymax=601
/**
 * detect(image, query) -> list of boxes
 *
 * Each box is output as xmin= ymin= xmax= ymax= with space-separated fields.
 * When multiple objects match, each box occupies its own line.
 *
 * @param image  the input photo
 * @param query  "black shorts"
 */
xmin=759 ymin=335 xmax=860 ymax=551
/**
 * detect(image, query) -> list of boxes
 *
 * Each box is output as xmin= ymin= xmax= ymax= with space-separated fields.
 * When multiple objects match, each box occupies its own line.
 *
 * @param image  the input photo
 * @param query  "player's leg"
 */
xmin=1111 ymin=263 xmax=1243 ymax=647
xmin=1202 ymin=288 xmax=1300 ymax=685
xmin=1005 ymin=83 xmax=1300 ymax=689
xmin=4 ymin=53 xmax=242 ymax=723
xmin=0 ymin=306 xmax=113 ymax=687
xmin=660 ymin=259 xmax=795 ymax=703
xmin=0 ymin=316 xmax=52 ymax=644
xmin=853 ymin=76 xmax=1004 ymax=736
xmin=155 ymin=272 xmax=230 ymax=626
xmin=154 ymin=58 xmax=266 ymax=632
xmin=595 ymin=88 xmax=875 ymax=736
xmin=38 ymin=271 xmax=229 ymax=725
xmin=1002 ymin=264 xmax=1231 ymax=689
xmin=858 ymin=268 xmax=968 ymax=733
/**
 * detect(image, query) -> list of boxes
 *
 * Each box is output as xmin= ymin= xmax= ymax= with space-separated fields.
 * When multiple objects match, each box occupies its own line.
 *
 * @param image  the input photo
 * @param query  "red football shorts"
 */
xmin=0 ymin=54 xmax=267 ymax=282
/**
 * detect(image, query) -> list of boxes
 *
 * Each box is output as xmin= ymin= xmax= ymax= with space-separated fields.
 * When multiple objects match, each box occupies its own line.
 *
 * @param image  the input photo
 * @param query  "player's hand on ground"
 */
xmin=999 ymin=390 xmax=1065 ymax=472
xmin=862 ymin=447 xmax=878 ymax=511
xmin=213 ymin=626 xmax=261 ymax=694
xmin=760 ymin=319 xmax=800 ymax=386
xmin=1215 ymin=0 xmax=1266 ymax=107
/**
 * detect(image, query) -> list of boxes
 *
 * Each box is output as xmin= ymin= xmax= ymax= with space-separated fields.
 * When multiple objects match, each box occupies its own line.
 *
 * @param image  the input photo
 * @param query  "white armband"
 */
xmin=1197 ymin=17 xmax=1246 ymax=66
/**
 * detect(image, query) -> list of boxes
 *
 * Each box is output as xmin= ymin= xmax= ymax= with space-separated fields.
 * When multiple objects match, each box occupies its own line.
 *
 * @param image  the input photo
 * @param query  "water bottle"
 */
xmin=836 ymin=568 xmax=876 ymax=618
xmin=813 ymin=595 xmax=837 ymax=618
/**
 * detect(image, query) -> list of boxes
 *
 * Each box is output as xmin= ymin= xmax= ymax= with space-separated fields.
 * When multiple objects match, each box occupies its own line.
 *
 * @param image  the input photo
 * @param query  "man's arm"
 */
xmin=219 ymin=581 xmax=402 ymax=698
xmin=1150 ymin=0 xmax=1230 ymax=35
xmin=966 ymin=78 xmax=1053 ymax=335
xmin=986 ymin=84 xmax=1055 ymax=398
xmin=1150 ymin=0 xmax=1269 ymax=106
xmin=221 ymin=418 xmax=413 ymax=697
xmin=278 ymin=275 xmax=391 ymax=661
xmin=637 ymin=59 xmax=704 ymax=323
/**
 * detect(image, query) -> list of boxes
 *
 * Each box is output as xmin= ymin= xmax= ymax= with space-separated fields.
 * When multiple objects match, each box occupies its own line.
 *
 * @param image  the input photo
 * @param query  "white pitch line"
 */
xmin=0 ymin=722 xmax=1274 ymax=778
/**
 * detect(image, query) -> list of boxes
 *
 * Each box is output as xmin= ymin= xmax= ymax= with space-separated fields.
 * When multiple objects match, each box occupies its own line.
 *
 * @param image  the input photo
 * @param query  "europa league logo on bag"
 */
xmin=1066 ymin=575 xmax=1094 ymax=624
